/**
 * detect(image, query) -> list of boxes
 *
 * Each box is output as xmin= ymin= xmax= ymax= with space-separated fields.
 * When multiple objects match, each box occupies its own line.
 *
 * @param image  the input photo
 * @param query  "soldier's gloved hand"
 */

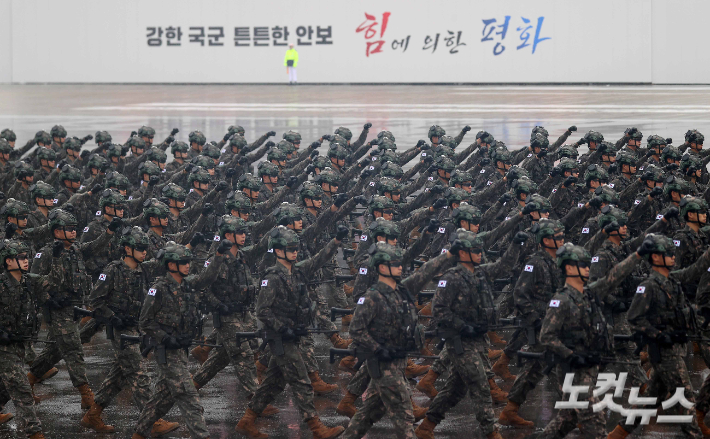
xmin=309 ymin=150 xmax=320 ymax=160
xmin=549 ymin=167 xmax=561 ymax=178
xmin=666 ymin=138 xmax=673 ymax=144
xmin=459 ymin=325 xmax=476 ymax=337
xmin=162 ymin=336 xmax=182 ymax=350
xmin=218 ymin=303 xmax=230 ymax=315
xmin=463 ymin=125 xmax=472 ymax=133
xmin=109 ymin=315 xmax=123 ymax=328
xmin=336 ymin=225 xmax=349 ymax=241
xmin=267 ymin=131 xmax=276 ymax=137
xmin=79 ymin=150 xmax=91 ymax=160
xmin=305 ymin=164 xmax=316 ymax=175
xmin=184 ymin=163 xmax=195 ymax=174
xmin=664 ymin=163 xmax=679 ymax=172
xmin=608 ymin=163 xmax=618 ymax=175
xmin=225 ymin=168 xmax=237 ymax=178
xmin=121 ymin=145 xmax=131 ymax=156
xmin=604 ymin=221 xmax=620 ymax=235
xmin=498 ymin=193 xmax=512 ymax=204
xmin=202 ymin=203 xmax=214 ymax=216
xmin=416 ymin=140 xmax=426 ymax=148
xmin=212 ymin=180 xmax=227 ymax=192
xmin=568 ymin=353 xmax=587 ymax=369
xmin=56 ymin=159 xmax=69 ymax=170
xmin=432 ymin=198 xmax=448 ymax=210
xmin=237 ymin=156 xmax=249 ymax=166
xmin=430 ymin=185 xmax=446 ymax=195
xmin=108 ymin=217 xmax=123 ymax=233
xmin=611 ymin=300 xmax=627 ymax=313
xmin=63 ymin=203 xmax=75 ymax=214
xmin=664 ymin=207 xmax=679 ymax=220
xmin=170 ymin=128 xmax=179 ymax=137
xmin=130 ymin=131 xmax=138 ymax=137
xmin=334 ymin=193 xmax=349 ymax=208
xmin=576 ymin=137 xmax=587 ymax=146
xmin=449 ymin=239 xmax=464 ymax=256
xmin=568 ymin=125 xmax=577 ymax=132
xmin=148 ymin=175 xmax=160 ymax=187
xmin=5 ymin=223 xmax=17 ymax=239
xmin=597 ymin=143 xmax=608 ymax=153
xmin=217 ymin=239 xmax=233 ymax=255
xmin=52 ymin=241 xmax=65 ymax=257
xmin=537 ymin=149 xmax=548 ymax=158
xmin=521 ymin=203 xmax=536 ymax=215
xmin=636 ymin=237 xmax=655 ymax=257
xmin=89 ymin=184 xmax=102 ymax=195
xmin=364 ymin=122 xmax=372 ymax=130
xmin=353 ymin=195 xmax=368 ymax=205
xmin=513 ymin=232 xmax=529 ymax=244
xmin=309 ymin=140 xmax=321 ymax=150
xmin=649 ymin=186 xmax=663 ymax=198
xmin=360 ymin=167 xmax=373 ymax=179
xmin=427 ymin=164 xmax=438 ymax=174
xmin=426 ymin=219 xmax=440 ymax=234
xmin=265 ymin=141 xmax=275 ymax=148
xmin=223 ymin=132 xmax=232 ymax=142
xmin=374 ymin=346 xmax=392 ymax=361
xmin=479 ymin=158 xmax=491 ymax=167
xmin=506 ymin=168 xmax=521 ymax=181
xmin=164 ymin=136 xmax=175 ymax=145
xmin=563 ymin=176 xmax=577 ymax=188
xmin=279 ymin=326 xmax=295 ymax=341
xmin=588 ymin=196 xmax=603 ymax=209
xmin=656 ymin=332 xmax=674 ymax=347
xmin=322 ymin=134 xmax=333 ymax=142
xmin=190 ymin=232 xmax=205 ymax=248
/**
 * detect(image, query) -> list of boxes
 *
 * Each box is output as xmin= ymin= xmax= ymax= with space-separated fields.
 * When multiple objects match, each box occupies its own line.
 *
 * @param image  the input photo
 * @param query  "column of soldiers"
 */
xmin=0 ymin=122 xmax=708 ymax=439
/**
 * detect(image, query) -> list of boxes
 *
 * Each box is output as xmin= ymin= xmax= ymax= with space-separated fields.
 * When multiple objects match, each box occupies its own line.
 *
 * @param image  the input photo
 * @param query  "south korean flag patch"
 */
xmin=438 ymin=280 xmax=447 ymax=288
xmin=656 ymin=214 xmax=664 ymax=220
xmin=524 ymin=265 xmax=534 ymax=272
xmin=213 ymin=235 xmax=221 ymax=241
xmin=98 ymin=273 xmax=107 ymax=281
xmin=591 ymin=256 xmax=599 ymax=263
xmin=357 ymin=297 xmax=366 ymax=305
xmin=578 ymin=203 xmax=584 ymax=208
xmin=359 ymin=267 xmax=368 ymax=275
xmin=479 ymin=169 xmax=486 ymax=174
xmin=441 ymin=248 xmax=448 ymax=254
xmin=552 ymin=188 xmax=557 ymax=193
xmin=609 ymin=183 xmax=615 ymax=188
xmin=369 ymin=181 xmax=376 ymax=186
xmin=428 ymin=177 xmax=434 ymax=181
xmin=437 ymin=227 xmax=446 ymax=234
xmin=204 ymin=261 xmax=210 ymax=268
xmin=634 ymin=200 xmax=641 ymax=205
xmin=267 ymin=248 xmax=273 ymax=253
xmin=96 ymin=211 xmax=102 ymax=216
xmin=35 ymin=253 xmax=42 ymax=259
xmin=83 ymin=227 xmax=90 ymax=233
xmin=360 ymin=235 xmax=368 ymax=241
xmin=674 ymin=240 xmax=681 ymax=247
xmin=636 ymin=286 xmax=646 ymax=294
xmin=148 ymin=288 xmax=157 ymax=296
xmin=549 ymin=299 xmax=560 ymax=307
xmin=261 ymin=280 xmax=268 ymax=287
xmin=582 ymin=228 xmax=590 ymax=234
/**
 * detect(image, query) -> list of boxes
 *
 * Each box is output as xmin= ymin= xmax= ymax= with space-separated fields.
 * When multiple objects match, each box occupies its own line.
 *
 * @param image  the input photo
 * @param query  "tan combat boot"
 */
xmin=306 ymin=416 xmax=344 ymax=439
xmin=0 ymin=413 xmax=14 ymax=424
xmin=491 ymin=352 xmax=517 ymax=381
xmin=414 ymin=417 xmax=436 ymax=439
xmin=259 ymin=405 xmax=279 ymax=417
xmin=488 ymin=348 xmax=503 ymax=361
xmin=191 ymin=345 xmax=212 ymax=365
xmin=39 ymin=367 xmax=59 ymax=383
xmin=336 ymin=391 xmax=358 ymax=418
xmin=487 ymin=331 xmax=507 ymax=345
xmin=329 ymin=333 xmax=353 ymax=349
xmin=80 ymin=403 xmax=116 ymax=432
xmin=338 ymin=356 xmax=357 ymax=375
xmin=405 ymin=359 xmax=430 ymax=379
xmin=131 ymin=434 xmax=147 ymax=439
xmin=606 ymin=425 xmax=630 ymax=439
xmin=498 ymin=401 xmax=533 ymax=427
xmin=256 ymin=361 xmax=267 ymax=384
xmin=416 ymin=369 xmax=440 ymax=399
xmin=28 ymin=432 xmax=46 ymax=439
xmin=235 ymin=409 xmax=268 ymax=439
xmin=412 ymin=398 xmax=427 ymax=422
xmin=341 ymin=314 xmax=352 ymax=330
xmin=77 ymin=384 xmax=95 ymax=410
xmin=418 ymin=302 xmax=432 ymax=317
xmin=308 ymin=371 xmax=339 ymax=395
xmin=486 ymin=431 xmax=503 ymax=439
xmin=488 ymin=378 xmax=508 ymax=404
xmin=150 ymin=419 xmax=180 ymax=437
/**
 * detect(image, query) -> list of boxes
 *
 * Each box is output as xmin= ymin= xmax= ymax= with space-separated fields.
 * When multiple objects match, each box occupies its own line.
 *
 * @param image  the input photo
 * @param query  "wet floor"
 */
xmin=1 ymin=84 xmax=708 ymax=438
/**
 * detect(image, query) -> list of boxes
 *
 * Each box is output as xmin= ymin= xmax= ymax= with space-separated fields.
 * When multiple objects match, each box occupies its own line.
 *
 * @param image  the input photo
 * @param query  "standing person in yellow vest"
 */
xmin=284 ymin=44 xmax=299 ymax=85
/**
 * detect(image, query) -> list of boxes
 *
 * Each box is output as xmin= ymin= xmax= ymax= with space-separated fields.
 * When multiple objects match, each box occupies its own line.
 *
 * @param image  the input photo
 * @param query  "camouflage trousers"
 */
xmin=31 ymin=307 xmax=90 ymax=387
xmin=508 ymin=343 xmax=560 ymax=405
xmin=248 ymin=340 xmax=316 ymax=421
xmin=341 ymin=358 xmax=415 ymax=439
xmin=192 ymin=315 xmax=258 ymax=396
xmin=693 ymin=328 xmax=710 ymax=413
xmin=94 ymin=328 xmax=151 ymax=410
xmin=601 ymin=313 xmax=647 ymax=388
xmin=0 ymin=346 xmax=42 ymax=436
xmin=426 ymin=340 xmax=496 ymax=435
xmin=317 ymin=281 xmax=352 ymax=311
xmin=430 ymin=345 xmax=495 ymax=380
xmin=619 ymin=349 xmax=702 ymax=438
xmin=134 ymin=349 xmax=209 ymax=439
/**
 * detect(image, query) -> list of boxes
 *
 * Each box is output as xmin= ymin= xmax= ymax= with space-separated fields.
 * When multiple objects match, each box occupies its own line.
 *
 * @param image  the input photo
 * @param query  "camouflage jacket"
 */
xmin=80 ymin=215 xmax=123 ymax=279
xmin=513 ymin=249 xmax=563 ymax=326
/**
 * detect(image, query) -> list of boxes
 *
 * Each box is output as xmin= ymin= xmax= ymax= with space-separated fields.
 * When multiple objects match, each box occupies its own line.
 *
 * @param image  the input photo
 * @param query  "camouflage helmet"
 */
xmin=327 ymin=144 xmax=349 ymax=160
xmin=378 ymin=149 xmax=398 ymax=164
xmin=687 ymin=130 xmax=704 ymax=145
xmin=334 ymin=127 xmax=352 ymax=141
xmin=161 ymin=183 xmax=187 ymax=201
xmin=641 ymin=164 xmax=665 ymax=182
xmin=330 ymin=134 xmax=349 ymax=147
xmin=225 ymin=190 xmax=252 ymax=212
xmin=201 ymin=144 xmax=221 ymax=160
xmin=187 ymin=166 xmax=211 ymax=184
xmin=258 ymin=161 xmax=280 ymax=177
xmin=368 ymin=242 xmax=404 ymax=268
xmin=599 ymin=142 xmax=618 ymax=157
xmin=452 ymin=202 xmax=482 ymax=226
xmin=300 ymin=182 xmax=324 ymax=202
xmin=531 ymin=218 xmax=564 ymax=244
xmin=14 ymin=161 xmax=34 ymax=179
xmin=59 ymin=164 xmax=82 ymax=182
xmin=660 ymin=145 xmax=681 ymax=163
xmin=50 ymin=125 xmax=67 ymax=139
xmin=95 ymin=131 xmax=112 ymax=145
xmin=663 ymin=175 xmax=689 ymax=198
xmin=680 ymin=153 xmax=703 ymax=176
xmin=679 ymin=196 xmax=708 ymax=220
xmin=138 ymin=161 xmax=161 ymax=177
xmin=479 ymin=133 xmax=495 ymax=145
xmin=646 ymin=135 xmax=667 ymax=150
xmin=439 ymin=135 xmax=456 ymax=149
xmin=584 ymin=164 xmax=608 ymax=185
xmin=157 ymin=241 xmax=193 ymax=267
xmin=435 ymin=156 xmax=456 ymax=172
xmin=282 ymin=131 xmax=302 ymax=144
xmin=615 ymin=151 xmax=636 ymax=166
xmin=428 ymin=125 xmax=446 ymax=140
xmin=505 ymin=166 xmax=529 ymax=187
xmin=525 ymin=194 xmax=552 ymax=213
xmin=0 ymin=239 xmax=30 ymax=265
xmin=381 ymin=161 xmax=404 ymax=179
xmin=377 ymin=177 xmax=402 ymax=196
xmin=433 ymin=146 xmax=455 ymax=159
xmin=105 ymin=171 xmax=130 ymax=191
xmin=531 ymin=126 xmax=549 ymax=138
xmin=277 ymin=140 xmax=296 ymax=156
xmin=0 ymin=198 xmax=31 ymax=218
xmin=48 ymin=208 xmax=78 ymax=231
xmin=449 ymin=169 xmax=473 ymax=187
xmin=377 ymin=138 xmax=397 ymax=151
xmin=557 ymin=158 xmax=579 ymax=173
xmin=86 ymin=154 xmax=109 ymax=172
xmin=30 ymin=181 xmax=56 ymax=200
xmin=583 ymin=131 xmax=604 ymax=144
xmin=274 ymin=203 xmax=304 ymax=226
xmin=444 ymin=187 xmax=470 ymax=207
xmin=171 ymin=141 xmax=189 ymax=155
xmin=557 ymin=145 xmax=579 ymax=160
xmin=512 ymin=176 xmax=538 ymax=197
xmin=216 ymin=215 xmax=248 ymax=237
xmin=377 ymin=130 xmax=395 ymax=142
xmin=119 ymin=226 xmax=151 ymax=249
xmin=627 ymin=127 xmax=643 ymax=141
xmin=37 ymin=146 xmax=57 ymax=162
xmin=0 ymin=138 xmax=11 ymax=154
xmin=368 ymin=195 xmax=395 ymax=214
xmin=368 ymin=217 xmax=401 ymax=240
xmin=313 ymin=155 xmax=330 ymax=170
xmin=105 ymin=143 xmax=124 ymax=158
xmin=594 ymin=185 xmax=620 ymax=206
xmin=1 ymin=128 xmax=16 ymax=142
xmin=137 ymin=126 xmax=155 ymax=138
xmin=229 ymin=134 xmax=248 ymax=151
xmin=126 ymin=136 xmax=146 ymax=150
xmin=449 ymin=228 xmax=484 ymax=251
xmin=637 ymin=234 xmax=675 ymax=260
xmin=598 ymin=205 xmax=628 ymax=229
xmin=35 ymin=130 xmax=52 ymax=145
xmin=530 ymin=133 xmax=549 ymax=149
xmin=142 ymin=198 xmax=170 ymax=221
xmin=190 ymin=155 xmax=215 ymax=170
xmin=188 ymin=130 xmax=207 ymax=146
xmin=267 ymin=147 xmax=287 ymax=162
xmin=269 ymin=225 xmax=300 ymax=250
xmin=315 ymin=167 xmax=340 ymax=186
xmin=228 ymin=125 xmax=245 ymax=136
xmin=555 ymin=243 xmax=592 ymax=268
xmin=99 ymin=188 xmax=126 ymax=210
xmin=237 ymin=173 xmax=262 ymax=191
xmin=491 ymin=148 xmax=512 ymax=164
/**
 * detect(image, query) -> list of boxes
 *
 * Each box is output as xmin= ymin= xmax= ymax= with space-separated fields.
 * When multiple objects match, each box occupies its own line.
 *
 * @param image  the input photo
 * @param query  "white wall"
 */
xmin=2 ymin=0 xmax=709 ymax=84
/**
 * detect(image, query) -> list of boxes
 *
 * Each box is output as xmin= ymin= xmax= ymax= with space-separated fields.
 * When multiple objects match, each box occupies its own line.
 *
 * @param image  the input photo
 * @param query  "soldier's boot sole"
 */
xmin=306 ymin=416 xmax=344 ymax=439
xmin=498 ymin=402 xmax=534 ymax=428
xmin=80 ymin=404 xmax=115 ymax=433
xmin=414 ymin=418 xmax=436 ymax=439
xmin=309 ymin=372 xmax=339 ymax=395
xmin=338 ymin=356 xmax=357 ymax=375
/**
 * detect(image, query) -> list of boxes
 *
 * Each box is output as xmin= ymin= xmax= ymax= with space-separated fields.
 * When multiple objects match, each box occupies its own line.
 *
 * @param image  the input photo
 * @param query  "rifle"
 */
xmin=120 ymin=334 xmax=220 ymax=364
xmin=516 ymin=350 xmax=639 ymax=376
xmin=343 ymin=248 xmax=356 ymax=258
xmin=0 ymin=329 xmax=55 ymax=344
xmin=620 ymin=330 xmax=710 ymax=365
xmin=73 ymin=307 xmax=114 ymax=340
xmin=307 ymin=274 xmax=355 ymax=287
xmin=331 ymin=307 xmax=354 ymax=322
xmin=329 ymin=348 xmax=438 ymax=379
